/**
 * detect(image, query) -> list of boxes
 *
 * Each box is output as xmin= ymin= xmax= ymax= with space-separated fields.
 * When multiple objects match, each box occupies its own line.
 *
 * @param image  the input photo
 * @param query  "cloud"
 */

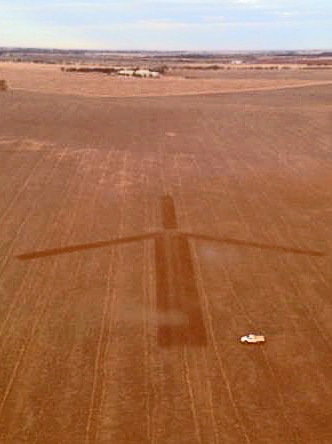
xmin=1 ymin=0 xmax=331 ymax=50
xmin=72 ymin=19 xmax=225 ymax=31
xmin=203 ymin=15 xmax=226 ymax=22
xmin=2 ymin=2 xmax=125 ymax=12
xmin=232 ymin=0 xmax=261 ymax=5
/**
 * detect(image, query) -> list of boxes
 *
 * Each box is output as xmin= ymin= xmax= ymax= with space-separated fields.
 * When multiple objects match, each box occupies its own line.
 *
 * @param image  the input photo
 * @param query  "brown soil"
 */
xmin=1 ymin=62 xmax=332 ymax=98
xmin=0 ymin=78 xmax=331 ymax=443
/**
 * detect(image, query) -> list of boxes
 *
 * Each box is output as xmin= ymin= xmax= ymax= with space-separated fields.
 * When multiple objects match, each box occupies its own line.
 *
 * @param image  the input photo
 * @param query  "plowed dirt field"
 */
xmin=0 ymin=79 xmax=332 ymax=443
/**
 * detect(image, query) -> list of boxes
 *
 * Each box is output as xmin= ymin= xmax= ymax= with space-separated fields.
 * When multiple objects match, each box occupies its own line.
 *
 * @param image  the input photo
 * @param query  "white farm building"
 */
xmin=117 ymin=69 xmax=160 ymax=78
xmin=134 ymin=70 xmax=160 ymax=78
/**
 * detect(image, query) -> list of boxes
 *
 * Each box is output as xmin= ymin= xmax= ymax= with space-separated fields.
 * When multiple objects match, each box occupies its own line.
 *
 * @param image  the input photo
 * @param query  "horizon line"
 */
xmin=1 ymin=46 xmax=332 ymax=54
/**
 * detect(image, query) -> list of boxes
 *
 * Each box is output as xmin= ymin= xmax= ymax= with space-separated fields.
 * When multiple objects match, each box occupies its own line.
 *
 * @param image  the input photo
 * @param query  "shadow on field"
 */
xmin=16 ymin=195 xmax=324 ymax=348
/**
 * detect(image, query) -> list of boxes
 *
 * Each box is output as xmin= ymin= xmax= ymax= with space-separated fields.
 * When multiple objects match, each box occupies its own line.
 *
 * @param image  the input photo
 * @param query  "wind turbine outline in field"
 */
xmin=17 ymin=195 xmax=324 ymax=347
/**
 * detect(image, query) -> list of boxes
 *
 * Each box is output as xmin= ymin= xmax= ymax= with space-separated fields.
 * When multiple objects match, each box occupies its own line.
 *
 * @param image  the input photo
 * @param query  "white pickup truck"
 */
xmin=240 ymin=334 xmax=265 ymax=344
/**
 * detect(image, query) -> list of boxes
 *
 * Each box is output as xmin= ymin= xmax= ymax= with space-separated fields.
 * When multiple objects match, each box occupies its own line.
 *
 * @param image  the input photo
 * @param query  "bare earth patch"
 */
xmin=0 ymin=68 xmax=332 ymax=444
xmin=1 ymin=62 xmax=332 ymax=98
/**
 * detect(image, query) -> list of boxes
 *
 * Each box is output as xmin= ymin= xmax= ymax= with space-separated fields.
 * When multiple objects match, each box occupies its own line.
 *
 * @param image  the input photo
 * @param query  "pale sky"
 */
xmin=1 ymin=0 xmax=331 ymax=50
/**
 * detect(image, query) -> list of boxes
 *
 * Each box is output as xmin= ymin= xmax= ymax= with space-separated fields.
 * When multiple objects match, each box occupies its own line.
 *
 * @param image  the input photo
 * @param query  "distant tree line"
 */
xmin=61 ymin=65 xmax=169 ymax=75
xmin=61 ymin=67 xmax=118 ymax=74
